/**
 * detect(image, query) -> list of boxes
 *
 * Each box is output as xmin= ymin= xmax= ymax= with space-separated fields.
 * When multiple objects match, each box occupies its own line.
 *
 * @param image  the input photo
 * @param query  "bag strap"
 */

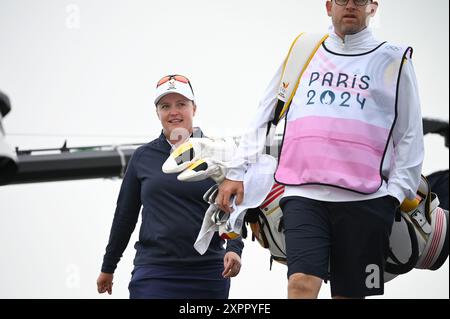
xmin=385 ymin=215 xmax=420 ymax=275
xmin=417 ymin=175 xmax=432 ymax=224
xmin=269 ymin=32 xmax=329 ymax=130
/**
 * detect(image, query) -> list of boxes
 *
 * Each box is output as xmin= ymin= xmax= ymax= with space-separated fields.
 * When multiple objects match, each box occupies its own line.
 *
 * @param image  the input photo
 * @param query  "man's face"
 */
xmin=326 ymin=0 xmax=378 ymax=37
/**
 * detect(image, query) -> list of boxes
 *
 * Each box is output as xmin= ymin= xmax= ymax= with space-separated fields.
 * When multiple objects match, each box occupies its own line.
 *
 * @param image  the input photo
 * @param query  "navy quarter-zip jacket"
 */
xmin=101 ymin=131 xmax=243 ymax=273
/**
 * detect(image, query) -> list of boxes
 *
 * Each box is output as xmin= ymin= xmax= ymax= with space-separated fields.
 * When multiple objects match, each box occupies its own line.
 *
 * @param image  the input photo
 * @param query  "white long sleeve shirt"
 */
xmin=226 ymin=27 xmax=424 ymax=204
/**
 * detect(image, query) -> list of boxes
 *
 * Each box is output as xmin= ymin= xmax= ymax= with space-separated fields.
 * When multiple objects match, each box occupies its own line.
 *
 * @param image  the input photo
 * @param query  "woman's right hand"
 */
xmin=97 ymin=272 xmax=114 ymax=295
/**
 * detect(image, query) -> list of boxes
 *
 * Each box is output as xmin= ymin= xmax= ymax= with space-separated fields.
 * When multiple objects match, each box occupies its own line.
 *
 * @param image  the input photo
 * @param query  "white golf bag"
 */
xmin=163 ymin=138 xmax=449 ymax=280
xmin=244 ymin=176 xmax=449 ymax=279
xmin=385 ymin=176 xmax=449 ymax=282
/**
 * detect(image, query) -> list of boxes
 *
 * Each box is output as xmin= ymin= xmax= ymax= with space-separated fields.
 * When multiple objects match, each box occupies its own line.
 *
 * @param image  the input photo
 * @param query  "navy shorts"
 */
xmin=280 ymin=195 xmax=397 ymax=298
xmin=128 ymin=264 xmax=230 ymax=299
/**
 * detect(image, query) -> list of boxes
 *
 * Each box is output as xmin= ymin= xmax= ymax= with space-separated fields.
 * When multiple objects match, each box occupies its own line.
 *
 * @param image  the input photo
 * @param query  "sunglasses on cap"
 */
xmin=156 ymin=74 xmax=194 ymax=94
xmin=334 ymin=0 xmax=372 ymax=6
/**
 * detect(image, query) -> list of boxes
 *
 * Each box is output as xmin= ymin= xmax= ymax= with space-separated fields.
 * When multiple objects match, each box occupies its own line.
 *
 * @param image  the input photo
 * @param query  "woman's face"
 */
xmin=156 ymin=93 xmax=196 ymax=144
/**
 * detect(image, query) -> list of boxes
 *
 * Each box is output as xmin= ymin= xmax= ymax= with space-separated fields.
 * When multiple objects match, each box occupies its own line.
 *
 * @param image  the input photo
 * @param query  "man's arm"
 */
xmin=217 ymin=64 xmax=283 ymax=212
xmin=226 ymin=63 xmax=283 ymax=181
xmin=387 ymin=59 xmax=425 ymax=204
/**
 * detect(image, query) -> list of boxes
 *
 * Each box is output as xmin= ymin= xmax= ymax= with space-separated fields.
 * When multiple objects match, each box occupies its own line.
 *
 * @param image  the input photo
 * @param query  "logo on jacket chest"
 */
xmin=303 ymin=71 xmax=371 ymax=110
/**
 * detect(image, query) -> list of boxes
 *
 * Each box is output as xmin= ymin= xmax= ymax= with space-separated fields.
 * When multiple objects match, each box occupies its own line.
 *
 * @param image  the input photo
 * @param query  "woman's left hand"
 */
xmin=222 ymin=252 xmax=242 ymax=278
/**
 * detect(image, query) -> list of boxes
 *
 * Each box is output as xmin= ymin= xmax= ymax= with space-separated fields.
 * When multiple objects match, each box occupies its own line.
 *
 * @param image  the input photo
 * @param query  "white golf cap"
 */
xmin=154 ymin=75 xmax=195 ymax=105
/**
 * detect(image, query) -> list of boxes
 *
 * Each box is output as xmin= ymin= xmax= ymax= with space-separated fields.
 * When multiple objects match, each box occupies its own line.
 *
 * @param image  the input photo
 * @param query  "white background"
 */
xmin=0 ymin=0 xmax=448 ymax=299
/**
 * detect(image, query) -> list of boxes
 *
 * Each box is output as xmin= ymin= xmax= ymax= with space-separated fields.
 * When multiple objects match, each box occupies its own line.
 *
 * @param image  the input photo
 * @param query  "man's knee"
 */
xmin=288 ymin=273 xmax=322 ymax=298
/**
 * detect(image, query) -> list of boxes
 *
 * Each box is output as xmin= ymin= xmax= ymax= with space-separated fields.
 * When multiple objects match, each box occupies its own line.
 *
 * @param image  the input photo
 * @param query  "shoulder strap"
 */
xmin=417 ymin=175 xmax=432 ymax=224
xmin=385 ymin=215 xmax=420 ymax=275
xmin=271 ymin=32 xmax=329 ymax=128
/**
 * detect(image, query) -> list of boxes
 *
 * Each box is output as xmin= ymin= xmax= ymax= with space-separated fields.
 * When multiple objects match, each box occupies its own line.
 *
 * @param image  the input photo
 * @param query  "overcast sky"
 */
xmin=0 ymin=0 xmax=448 ymax=299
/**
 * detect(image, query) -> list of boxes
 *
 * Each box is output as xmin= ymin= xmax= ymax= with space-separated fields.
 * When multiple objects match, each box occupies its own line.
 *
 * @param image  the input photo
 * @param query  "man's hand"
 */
xmin=222 ymin=252 xmax=242 ymax=278
xmin=97 ymin=272 xmax=113 ymax=295
xmin=216 ymin=179 xmax=244 ymax=213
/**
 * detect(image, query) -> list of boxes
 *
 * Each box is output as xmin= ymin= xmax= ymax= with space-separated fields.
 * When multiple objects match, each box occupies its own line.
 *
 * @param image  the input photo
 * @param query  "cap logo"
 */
xmin=167 ymin=79 xmax=176 ymax=91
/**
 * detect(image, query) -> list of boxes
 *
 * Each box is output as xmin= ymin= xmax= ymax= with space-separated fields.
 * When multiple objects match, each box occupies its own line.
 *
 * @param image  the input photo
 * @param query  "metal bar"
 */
xmin=9 ymin=148 xmax=136 ymax=184
xmin=1 ymin=118 xmax=448 ymax=186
